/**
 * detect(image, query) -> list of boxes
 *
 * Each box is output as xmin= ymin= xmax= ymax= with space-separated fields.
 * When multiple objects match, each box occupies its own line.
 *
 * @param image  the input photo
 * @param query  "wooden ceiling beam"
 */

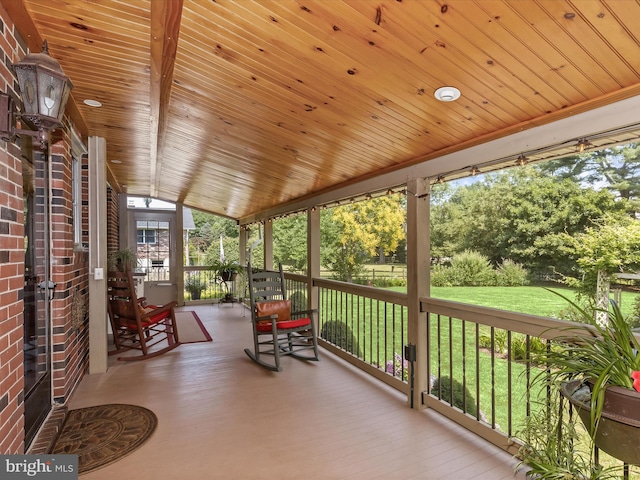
xmin=150 ymin=0 xmax=183 ymax=197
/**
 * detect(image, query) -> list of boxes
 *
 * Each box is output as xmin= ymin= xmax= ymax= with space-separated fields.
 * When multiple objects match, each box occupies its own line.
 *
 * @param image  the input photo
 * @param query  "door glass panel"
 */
xmin=136 ymin=219 xmax=171 ymax=282
xmin=23 ymin=151 xmax=52 ymax=447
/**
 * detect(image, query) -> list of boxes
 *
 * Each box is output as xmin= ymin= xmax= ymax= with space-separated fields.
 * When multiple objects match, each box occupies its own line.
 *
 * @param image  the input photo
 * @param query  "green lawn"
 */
xmin=387 ymin=284 xmax=637 ymax=319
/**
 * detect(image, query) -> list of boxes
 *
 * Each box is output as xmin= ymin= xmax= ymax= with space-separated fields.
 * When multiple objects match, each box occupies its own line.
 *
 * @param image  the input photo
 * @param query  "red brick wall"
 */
xmin=0 ymin=5 xmax=90 ymax=452
xmin=0 ymin=138 xmax=25 ymax=454
xmin=107 ymin=186 xmax=120 ymax=254
xmin=0 ymin=7 xmax=26 ymax=455
xmin=49 ymin=139 xmax=90 ymax=405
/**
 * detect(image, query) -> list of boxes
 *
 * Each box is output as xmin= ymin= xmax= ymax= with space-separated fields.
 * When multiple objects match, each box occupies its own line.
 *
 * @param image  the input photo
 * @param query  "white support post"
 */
xmin=307 ymin=207 xmax=321 ymax=314
xmin=176 ymin=203 xmax=184 ymax=306
xmin=88 ymin=136 xmax=108 ymax=374
xmin=406 ymin=177 xmax=430 ymax=409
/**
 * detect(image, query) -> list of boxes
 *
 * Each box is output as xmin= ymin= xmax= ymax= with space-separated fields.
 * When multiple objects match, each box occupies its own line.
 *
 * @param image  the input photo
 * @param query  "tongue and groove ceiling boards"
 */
xmin=7 ymin=0 xmax=640 ymax=220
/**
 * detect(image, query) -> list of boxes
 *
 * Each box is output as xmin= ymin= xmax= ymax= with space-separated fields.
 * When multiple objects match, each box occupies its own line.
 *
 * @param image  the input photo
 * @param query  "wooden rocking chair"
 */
xmin=244 ymin=263 xmax=320 ymax=371
xmin=107 ymin=269 xmax=180 ymax=360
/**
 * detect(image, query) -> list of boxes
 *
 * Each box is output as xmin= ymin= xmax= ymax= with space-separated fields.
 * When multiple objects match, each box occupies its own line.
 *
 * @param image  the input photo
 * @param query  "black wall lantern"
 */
xmin=0 ymin=40 xmax=73 ymax=149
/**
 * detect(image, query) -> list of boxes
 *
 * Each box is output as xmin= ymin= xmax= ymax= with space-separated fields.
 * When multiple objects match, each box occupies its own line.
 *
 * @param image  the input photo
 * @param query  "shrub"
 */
xmin=495 ymin=259 xmax=530 ymax=286
xmin=430 ymin=264 xmax=454 ymax=287
xmin=374 ymin=277 xmax=407 ymax=288
xmin=431 ymin=252 xmax=530 ymax=287
xmin=479 ymin=329 xmax=508 ymax=355
xmin=431 ymin=376 xmax=478 ymax=416
xmin=478 ymin=331 xmax=547 ymax=363
xmin=353 ymin=276 xmax=407 ymax=288
xmin=385 ymin=352 xmax=408 ymax=381
xmin=320 ymin=320 xmax=362 ymax=357
xmin=450 ymin=250 xmax=495 ymax=286
xmin=511 ymin=335 xmax=547 ymax=362
xmin=478 ymin=334 xmax=492 ymax=351
xmin=289 ymin=291 xmax=307 ymax=313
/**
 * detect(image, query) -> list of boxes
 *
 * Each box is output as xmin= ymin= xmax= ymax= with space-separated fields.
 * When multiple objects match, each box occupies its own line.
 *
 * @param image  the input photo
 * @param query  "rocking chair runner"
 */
xmin=245 ymin=263 xmax=320 ymax=371
xmin=107 ymin=269 xmax=180 ymax=361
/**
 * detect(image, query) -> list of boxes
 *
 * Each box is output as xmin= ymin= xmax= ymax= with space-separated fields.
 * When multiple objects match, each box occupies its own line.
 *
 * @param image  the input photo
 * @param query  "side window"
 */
xmin=137 ymin=229 xmax=157 ymax=244
xmin=72 ymin=157 xmax=82 ymax=247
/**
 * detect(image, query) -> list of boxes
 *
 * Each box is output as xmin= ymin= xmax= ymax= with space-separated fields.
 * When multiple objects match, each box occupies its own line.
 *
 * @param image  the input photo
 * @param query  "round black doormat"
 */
xmin=50 ymin=404 xmax=157 ymax=475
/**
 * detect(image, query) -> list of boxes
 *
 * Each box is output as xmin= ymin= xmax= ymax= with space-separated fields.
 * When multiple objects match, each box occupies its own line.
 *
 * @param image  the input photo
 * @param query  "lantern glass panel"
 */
xmin=14 ymin=67 xmax=38 ymax=115
xmin=37 ymin=71 xmax=63 ymax=119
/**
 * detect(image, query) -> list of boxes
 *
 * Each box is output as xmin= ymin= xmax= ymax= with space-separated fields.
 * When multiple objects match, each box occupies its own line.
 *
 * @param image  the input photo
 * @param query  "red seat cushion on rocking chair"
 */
xmin=144 ymin=306 xmax=171 ymax=324
xmin=255 ymin=316 xmax=312 ymax=332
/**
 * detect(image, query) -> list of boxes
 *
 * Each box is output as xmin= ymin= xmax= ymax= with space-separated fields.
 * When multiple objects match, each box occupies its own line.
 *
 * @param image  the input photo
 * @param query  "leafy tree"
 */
xmin=189 ymin=210 xmax=238 ymax=265
xmin=321 ymin=194 xmax=405 ymax=282
xmin=191 ymin=210 xmax=238 ymax=237
xmin=430 ymin=182 xmax=457 ymax=263
xmin=540 ymin=143 xmax=640 ymax=214
xmin=273 ymin=214 xmax=307 ymax=272
xmin=431 ymin=167 xmax=626 ymax=276
xmin=557 ymin=215 xmax=640 ymax=293
xmin=204 ymin=235 xmax=239 ymax=266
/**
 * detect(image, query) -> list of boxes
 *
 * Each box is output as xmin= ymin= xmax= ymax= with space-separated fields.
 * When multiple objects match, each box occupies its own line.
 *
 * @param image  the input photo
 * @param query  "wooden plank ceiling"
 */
xmin=8 ymin=0 xmax=640 ymax=220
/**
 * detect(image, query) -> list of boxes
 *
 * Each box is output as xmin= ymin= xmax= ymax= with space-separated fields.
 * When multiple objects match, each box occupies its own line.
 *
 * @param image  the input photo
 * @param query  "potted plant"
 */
xmin=185 ymin=277 xmax=206 ymax=300
xmin=516 ymin=392 xmax=619 ymax=479
xmin=212 ymin=259 xmax=241 ymax=282
xmin=108 ymin=248 xmax=138 ymax=272
xmin=530 ymin=292 xmax=640 ymax=466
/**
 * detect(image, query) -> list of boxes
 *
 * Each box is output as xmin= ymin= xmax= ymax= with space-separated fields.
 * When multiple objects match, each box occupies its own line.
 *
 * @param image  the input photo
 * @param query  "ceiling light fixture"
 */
xmin=436 ymin=175 xmax=445 ymax=184
xmin=515 ymin=155 xmax=528 ymax=167
xmin=470 ymin=166 xmax=480 ymax=176
xmin=434 ymin=86 xmax=461 ymax=102
xmin=0 ymin=40 xmax=73 ymax=149
xmin=84 ymin=99 xmax=102 ymax=107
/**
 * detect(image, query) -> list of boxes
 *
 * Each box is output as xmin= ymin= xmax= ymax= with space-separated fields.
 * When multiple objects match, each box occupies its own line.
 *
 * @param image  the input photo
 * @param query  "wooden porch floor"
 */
xmin=70 ymin=303 xmax=527 ymax=479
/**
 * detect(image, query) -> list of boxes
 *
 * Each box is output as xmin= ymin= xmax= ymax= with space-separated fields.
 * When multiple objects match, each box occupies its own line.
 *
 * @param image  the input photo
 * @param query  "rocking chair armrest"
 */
xmin=140 ymin=301 xmax=177 ymax=319
xmin=256 ymin=313 xmax=279 ymax=322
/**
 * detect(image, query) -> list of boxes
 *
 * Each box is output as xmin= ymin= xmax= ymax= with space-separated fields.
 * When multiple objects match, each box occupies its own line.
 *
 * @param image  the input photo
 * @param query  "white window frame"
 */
xmin=71 ymin=129 xmax=87 ymax=250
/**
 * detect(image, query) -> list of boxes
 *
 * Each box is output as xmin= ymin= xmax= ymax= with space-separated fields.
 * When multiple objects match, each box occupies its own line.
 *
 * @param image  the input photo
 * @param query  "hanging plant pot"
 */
xmin=561 ymin=380 xmax=640 ymax=465
xmin=220 ymin=270 xmax=237 ymax=282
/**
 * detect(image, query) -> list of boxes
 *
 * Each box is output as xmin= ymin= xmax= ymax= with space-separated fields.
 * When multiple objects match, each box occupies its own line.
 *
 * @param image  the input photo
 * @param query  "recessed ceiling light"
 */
xmin=84 ymin=99 xmax=102 ymax=107
xmin=434 ymin=86 xmax=461 ymax=102
xmin=111 ymin=159 xmax=122 ymax=164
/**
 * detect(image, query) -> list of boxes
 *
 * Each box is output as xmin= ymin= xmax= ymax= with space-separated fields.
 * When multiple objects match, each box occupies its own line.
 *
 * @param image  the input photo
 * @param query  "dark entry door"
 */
xmin=23 ymin=152 xmax=52 ymax=447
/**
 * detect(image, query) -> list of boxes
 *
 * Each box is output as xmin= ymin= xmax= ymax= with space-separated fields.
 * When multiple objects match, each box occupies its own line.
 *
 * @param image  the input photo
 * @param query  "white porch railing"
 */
xmin=280 ymin=271 xmax=638 ymax=476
